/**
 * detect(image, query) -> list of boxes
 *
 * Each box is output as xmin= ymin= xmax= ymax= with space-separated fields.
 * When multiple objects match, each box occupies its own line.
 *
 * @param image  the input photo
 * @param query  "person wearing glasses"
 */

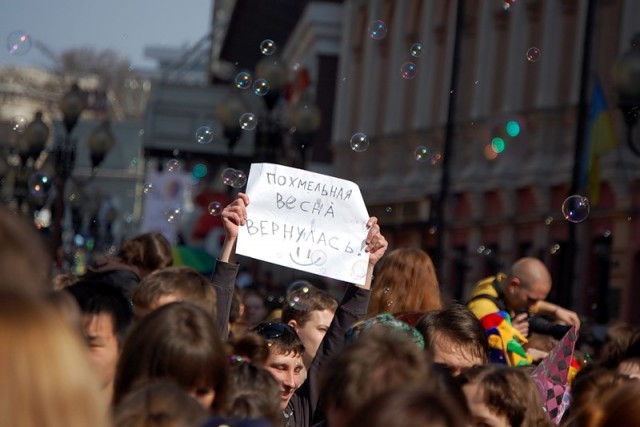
xmin=220 ymin=193 xmax=388 ymax=426
xmin=467 ymin=257 xmax=580 ymax=366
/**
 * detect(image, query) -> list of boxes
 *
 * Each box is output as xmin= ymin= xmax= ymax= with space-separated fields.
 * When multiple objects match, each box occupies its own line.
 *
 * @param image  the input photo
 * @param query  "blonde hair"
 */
xmin=368 ymin=248 xmax=442 ymax=317
xmin=0 ymin=293 xmax=110 ymax=427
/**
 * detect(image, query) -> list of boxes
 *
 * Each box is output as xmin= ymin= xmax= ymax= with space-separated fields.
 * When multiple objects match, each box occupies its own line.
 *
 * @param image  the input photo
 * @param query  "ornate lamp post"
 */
xmin=15 ymin=111 xmax=50 ymax=213
xmin=255 ymin=56 xmax=286 ymax=162
xmin=216 ymin=90 xmax=248 ymax=166
xmin=51 ymin=83 xmax=86 ymax=265
xmin=288 ymin=98 xmax=321 ymax=170
xmin=613 ymin=33 xmax=640 ymax=156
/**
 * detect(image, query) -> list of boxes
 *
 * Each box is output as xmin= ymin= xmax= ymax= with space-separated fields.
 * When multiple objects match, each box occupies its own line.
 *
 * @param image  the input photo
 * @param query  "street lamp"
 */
xmin=613 ymin=33 xmax=640 ymax=156
xmin=87 ymin=120 xmax=116 ymax=169
xmin=13 ymin=111 xmax=50 ymax=213
xmin=288 ymin=97 xmax=321 ymax=169
xmin=216 ymin=89 xmax=248 ymax=166
xmin=51 ymin=83 xmax=86 ymax=265
xmin=255 ymin=56 xmax=286 ymax=162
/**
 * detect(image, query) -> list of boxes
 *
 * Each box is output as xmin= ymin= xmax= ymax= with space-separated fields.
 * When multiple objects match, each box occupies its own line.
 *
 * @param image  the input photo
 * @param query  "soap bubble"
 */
xmin=7 ymin=31 xmax=31 ymax=55
xmin=410 ymin=43 xmax=423 ymax=57
xmin=526 ymin=47 xmax=541 ymax=62
xmin=165 ymin=207 xmax=181 ymax=223
xmin=11 ymin=116 xmax=28 ymax=133
xmin=415 ymin=146 xmax=429 ymax=162
xmin=368 ymin=20 xmax=387 ymax=40
xmin=385 ymin=206 xmax=393 ymax=213
xmin=239 ymin=112 xmax=257 ymax=130
xmin=562 ymin=195 xmax=590 ymax=223
xmin=253 ymin=79 xmax=269 ymax=96
xmin=350 ymin=132 xmax=369 ymax=152
xmin=195 ymin=126 xmax=213 ymax=144
xmin=28 ymin=172 xmax=52 ymax=197
xmin=166 ymin=159 xmax=181 ymax=172
xmin=235 ymin=71 xmax=252 ymax=89
xmin=221 ymin=168 xmax=236 ymax=186
xmin=401 ymin=62 xmax=418 ymax=79
xmin=208 ymin=201 xmax=222 ymax=216
xmin=260 ymin=39 xmax=276 ymax=55
xmin=231 ymin=170 xmax=247 ymax=188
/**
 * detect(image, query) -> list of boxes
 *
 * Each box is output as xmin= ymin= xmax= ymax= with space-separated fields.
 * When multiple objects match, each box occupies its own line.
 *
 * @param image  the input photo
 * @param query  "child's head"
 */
xmin=131 ymin=266 xmax=216 ymax=320
xmin=461 ymin=365 xmax=550 ymax=427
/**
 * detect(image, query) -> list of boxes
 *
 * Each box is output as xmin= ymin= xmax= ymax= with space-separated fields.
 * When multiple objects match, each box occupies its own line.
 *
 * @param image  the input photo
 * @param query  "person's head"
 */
xmin=242 ymin=287 xmax=269 ymax=326
xmin=0 ymin=205 xmax=51 ymax=295
xmin=113 ymin=382 xmax=208 ymax=427
xmin=252 ymin=322 xmax=305 ymax=410
xmin=367 ymin=248 xmax=442 ymax=317
xmin=345 ymin=387 xmax=466 ymax=427
xmin=461 ymin=365 xmax=550 ymax=427
xmin=113 ymin=301 xmax=228 ymax=412
xmin=0 ymin=293 xmax=110 ymax=427
xmin=225 ymin=355 xmax=281 ymax=426
xmin=565 ymin=367 xmax=631 ymax=423
xmin=118 ymin=232 xmax=173 ymax=277
xmin=319 ymin=328 xmax=433 ymax=427
xmin=66 ymin=281 xmax=133 ymax=393
xmin=131 ymin=266 xmax=216 ymax=320
xmin=416 ymin=304 xmax=489 ymax=376
xmin=566 ymin=381 xmax=640 ymax=427
xmin=503 ymin=257 xmax=551 ymax=312
xmin=281 ymin=285 xmax=338 ymax=367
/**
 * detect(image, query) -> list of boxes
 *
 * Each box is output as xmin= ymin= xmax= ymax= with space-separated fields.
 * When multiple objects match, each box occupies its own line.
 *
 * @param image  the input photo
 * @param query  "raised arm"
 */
xmin=301 ymin=217 xmax=388 ymax=425
xmin=212 ymin=193 xmax=249 ymax=339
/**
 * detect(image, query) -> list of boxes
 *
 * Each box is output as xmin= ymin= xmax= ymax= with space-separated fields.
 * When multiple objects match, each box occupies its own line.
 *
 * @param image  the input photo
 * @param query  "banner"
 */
xmin=237 ymin=163 xmax=370 ymax=284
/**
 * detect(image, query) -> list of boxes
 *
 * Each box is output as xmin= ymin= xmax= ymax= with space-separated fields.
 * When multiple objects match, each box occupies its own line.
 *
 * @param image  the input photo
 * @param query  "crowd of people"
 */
xmin=1 ymin=192 xmax=640 ymax=427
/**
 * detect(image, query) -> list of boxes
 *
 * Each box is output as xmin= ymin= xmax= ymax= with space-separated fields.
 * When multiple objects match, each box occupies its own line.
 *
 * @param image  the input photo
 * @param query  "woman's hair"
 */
xmin=113 ymin=301 xmax=228 ymax=412
xmin=113 ymin=382 xmax=208 ymax=427
xmin=367 ymin=248 xmax=442 ymax=316
xmin=0 ymin=205 xmax=51 ymax=295
xmin=345 ymin=387 xmax=465 ymax=427
xmin=566 ymin=381 xmax=640 ymax=427
xmin=45 ymin=290 xmax=83 ymax=334
xmin=0 ymin=293 xmax=109 ymax=427
xmin=462 ymin=365 xmax=551 ymax=427
xmin=118 ymin=232 xmax=173 ymax=273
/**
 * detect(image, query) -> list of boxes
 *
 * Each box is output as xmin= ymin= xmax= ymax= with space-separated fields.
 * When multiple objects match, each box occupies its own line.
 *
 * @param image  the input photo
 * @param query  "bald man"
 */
xmin=467 ymin=257 xmax=580 ymax=366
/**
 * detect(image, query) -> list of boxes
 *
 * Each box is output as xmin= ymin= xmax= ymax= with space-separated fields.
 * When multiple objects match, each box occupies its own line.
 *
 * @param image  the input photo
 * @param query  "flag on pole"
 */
xmin=583 ymin=77 xmax=618 ymax=206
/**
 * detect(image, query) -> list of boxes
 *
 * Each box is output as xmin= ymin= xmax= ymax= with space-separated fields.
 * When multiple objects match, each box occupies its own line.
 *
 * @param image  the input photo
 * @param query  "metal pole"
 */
xmin=435 ymin=0 xmax=465 ymax=282
xmin=565 ymin=0 xmax=597 ymax=309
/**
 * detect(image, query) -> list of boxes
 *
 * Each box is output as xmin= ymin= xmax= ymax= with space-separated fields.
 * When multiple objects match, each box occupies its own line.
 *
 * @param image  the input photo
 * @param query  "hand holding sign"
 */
xmin=237 ymin=163 xmax=372 ymax=284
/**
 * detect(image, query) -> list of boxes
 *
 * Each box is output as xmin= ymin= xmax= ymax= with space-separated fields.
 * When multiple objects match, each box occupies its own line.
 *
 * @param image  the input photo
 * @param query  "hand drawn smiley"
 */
xmin=289 ymin=247 xmax=328 ymax=267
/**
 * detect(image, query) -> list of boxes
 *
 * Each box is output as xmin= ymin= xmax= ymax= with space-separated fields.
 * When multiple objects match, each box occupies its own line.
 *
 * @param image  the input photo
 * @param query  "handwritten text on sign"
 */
xmin=236 ymin=163 xmax=370 ymax=284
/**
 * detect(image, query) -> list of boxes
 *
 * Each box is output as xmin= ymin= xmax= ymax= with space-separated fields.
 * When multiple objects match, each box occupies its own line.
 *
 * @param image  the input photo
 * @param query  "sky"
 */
xmin=0 ymin=0 xmax=212 ymax=70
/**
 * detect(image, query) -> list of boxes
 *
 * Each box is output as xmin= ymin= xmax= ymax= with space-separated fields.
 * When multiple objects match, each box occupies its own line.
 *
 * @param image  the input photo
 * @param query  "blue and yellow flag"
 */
xmin=583 ymin=77 xmax=618 ymax=205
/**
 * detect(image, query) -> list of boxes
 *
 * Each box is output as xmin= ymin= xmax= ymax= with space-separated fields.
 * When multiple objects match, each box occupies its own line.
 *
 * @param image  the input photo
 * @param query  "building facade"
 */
xmin=328 ymin=0 xmax=640 ymax=324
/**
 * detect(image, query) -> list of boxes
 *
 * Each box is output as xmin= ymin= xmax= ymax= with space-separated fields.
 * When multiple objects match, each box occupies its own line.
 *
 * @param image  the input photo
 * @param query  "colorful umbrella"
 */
xmin=172 ymin=245 xmax=216 ymax=275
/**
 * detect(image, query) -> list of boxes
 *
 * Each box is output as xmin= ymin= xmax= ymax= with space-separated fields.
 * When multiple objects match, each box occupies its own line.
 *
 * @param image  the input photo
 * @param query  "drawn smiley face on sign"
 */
xmin=289 ymin=247 xmax=327 ymax=267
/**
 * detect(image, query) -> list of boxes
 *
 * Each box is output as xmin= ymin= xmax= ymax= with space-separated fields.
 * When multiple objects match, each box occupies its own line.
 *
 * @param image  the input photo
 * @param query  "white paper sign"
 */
xmin=236 ymin=163 xmax=371 ymax=284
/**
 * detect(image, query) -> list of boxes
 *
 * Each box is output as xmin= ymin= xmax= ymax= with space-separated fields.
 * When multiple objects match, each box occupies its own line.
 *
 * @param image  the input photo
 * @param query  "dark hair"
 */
xmin=565 ymin=367 xmax=631 ymax=423
xmin=65 ymin=281 xmax=133 ymax=344
xmin=461 ymin=365 xmax=550 ymax=427
xmin=113 ymin=382 xmax=208 ymax=427
xmin=118 ymin=232 xmax=172 ymax=272
xmin=113 ymin=302 xmax=228 ymax=412
xmin=252 ymin=322 xmax=305 ymax=357
xmin=345 ymin=387 xmax=465 ymax=427
xmin=415 ymin=303 xmax=489 ymax=364
xmin=132 ymin=266 xmax=216 ymax=317
xmin=319 ymin=328 xmax=432 ymax=415
xmin=225 ymin=357 xmax=281 ymax=426
xmin=226 ymin=332 xmax=271 ymax=367
xmin=281 ymin=285 xmax=338 ymax=326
